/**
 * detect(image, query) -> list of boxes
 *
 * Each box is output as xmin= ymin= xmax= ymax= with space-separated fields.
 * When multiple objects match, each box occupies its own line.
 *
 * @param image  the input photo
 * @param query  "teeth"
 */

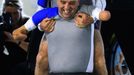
xmin=64 ymin=10 xmax=70 ymax=14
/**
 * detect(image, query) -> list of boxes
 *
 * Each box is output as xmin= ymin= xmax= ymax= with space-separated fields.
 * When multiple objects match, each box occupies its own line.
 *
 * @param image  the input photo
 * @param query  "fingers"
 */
xmin=48 ymin=21 xmax=56 ymax=32
xmin=40 ymin=18 xmax=56 ymax=32
xmin=74 ymin=13 xmax=88 ymax=28
xmin=40 ymin=18 xmax=51 ymax=29
xmin=99 ymin=10 xmax=111 ymax=21
xmin=45 ymin=19 xmax=56 ymax=32
xmin=88 ymin=16 xmax=94 ymax=24
xmin=74 ymin=12 xmax=94 ymax=28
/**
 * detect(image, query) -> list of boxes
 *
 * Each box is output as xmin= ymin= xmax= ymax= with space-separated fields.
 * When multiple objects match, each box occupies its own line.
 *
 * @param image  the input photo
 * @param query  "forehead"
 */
xmin=5 ymin=6 xmax=16 ymax=10
xmin=4 ymin=6 xmax=19 ymax=13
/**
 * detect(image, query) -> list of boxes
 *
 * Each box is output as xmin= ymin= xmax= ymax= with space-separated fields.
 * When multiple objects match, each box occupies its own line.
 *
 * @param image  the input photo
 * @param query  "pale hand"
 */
xmin=74 ymin=12 xmax=94 ymax=28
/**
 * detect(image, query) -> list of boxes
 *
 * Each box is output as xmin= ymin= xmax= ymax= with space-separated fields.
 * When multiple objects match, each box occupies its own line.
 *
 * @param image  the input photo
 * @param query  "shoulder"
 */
xmin=80 ymin=0 xmax=92 ymax=5
xmin=79 ymin=5 xmax=95 ymax=14
xmin=80 ymin=5 xmax=95 ymax=10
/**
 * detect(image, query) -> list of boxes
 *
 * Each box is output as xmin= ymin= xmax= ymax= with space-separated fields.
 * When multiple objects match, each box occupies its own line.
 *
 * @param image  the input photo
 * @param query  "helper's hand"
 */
xmin=39 ymin=18 xmax=56 ymax=32
xmin=74 ymin=12 xmax=94 ymax=28
xmin=99 ymin=10 xmax=111 ymax=21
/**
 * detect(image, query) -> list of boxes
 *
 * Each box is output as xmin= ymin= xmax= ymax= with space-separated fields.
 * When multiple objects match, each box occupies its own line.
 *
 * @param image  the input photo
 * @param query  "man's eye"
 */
xmin=69 ymin=1 xmax=76 ymax=5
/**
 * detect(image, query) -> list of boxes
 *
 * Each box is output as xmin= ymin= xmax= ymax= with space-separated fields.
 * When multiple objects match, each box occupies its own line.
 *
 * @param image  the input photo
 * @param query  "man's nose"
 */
xmin=64 ymin=3 xmax=70 ymax=10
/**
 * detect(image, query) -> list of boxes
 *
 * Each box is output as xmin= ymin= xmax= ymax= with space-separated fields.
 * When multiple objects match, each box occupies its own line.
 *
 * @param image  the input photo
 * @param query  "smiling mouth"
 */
xmin=63 ymin=10 xmax=70 ymax=15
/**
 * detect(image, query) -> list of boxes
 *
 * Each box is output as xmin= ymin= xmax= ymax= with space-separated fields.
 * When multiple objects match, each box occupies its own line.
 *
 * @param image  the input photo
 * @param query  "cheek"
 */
xmin=71 ymin=6 xmax=77 ymax=10
xmin=71 ymin=6 xmax=78 ymax=12
xmin=58 ymin=6 xmax=63 ymax=12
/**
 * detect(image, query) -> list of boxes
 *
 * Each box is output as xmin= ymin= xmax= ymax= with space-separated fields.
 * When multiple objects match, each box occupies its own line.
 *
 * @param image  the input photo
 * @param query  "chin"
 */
xmin=62 ymin=16 xmax=71 ymax=19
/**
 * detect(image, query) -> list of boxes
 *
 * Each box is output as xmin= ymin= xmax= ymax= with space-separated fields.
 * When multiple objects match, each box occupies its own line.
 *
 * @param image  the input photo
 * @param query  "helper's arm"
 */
xmin=13 ymin=7 xmax=58 ymax=41
xmin=37 ymin=0 xmax=48 ymax=8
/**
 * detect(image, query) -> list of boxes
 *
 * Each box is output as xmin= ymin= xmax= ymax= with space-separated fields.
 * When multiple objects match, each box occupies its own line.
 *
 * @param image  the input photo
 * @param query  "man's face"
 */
xmin=57 ymin=0 xmax=79 ymax=19
xmin=4 ymin=6 xmax=21 ymax=24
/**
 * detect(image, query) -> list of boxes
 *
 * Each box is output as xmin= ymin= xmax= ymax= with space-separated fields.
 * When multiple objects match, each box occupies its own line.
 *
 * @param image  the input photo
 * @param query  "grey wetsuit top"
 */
xmin=43 ymin=5 xmax=95 ymax=73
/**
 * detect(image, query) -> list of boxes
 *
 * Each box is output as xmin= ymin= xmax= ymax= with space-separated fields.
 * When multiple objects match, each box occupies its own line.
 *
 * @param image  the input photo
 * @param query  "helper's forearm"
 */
xmin=32 ymin=7 xmax=58 ymax=26
xmin=38 ymin=0 xmax=47 ymax=8
xmin=12 ymin=25 xmax=28 ymax=41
